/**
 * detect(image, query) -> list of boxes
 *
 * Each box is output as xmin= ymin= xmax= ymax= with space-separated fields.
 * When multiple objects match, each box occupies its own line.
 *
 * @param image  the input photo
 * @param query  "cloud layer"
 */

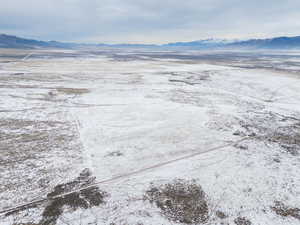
xmin=1 ymin=0 xmax=300 ymax=43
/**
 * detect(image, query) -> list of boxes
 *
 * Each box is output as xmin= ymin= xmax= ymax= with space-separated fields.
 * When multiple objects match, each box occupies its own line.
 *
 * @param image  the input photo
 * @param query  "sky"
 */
xmin=1 ymin=0 xmax=300 ymax=44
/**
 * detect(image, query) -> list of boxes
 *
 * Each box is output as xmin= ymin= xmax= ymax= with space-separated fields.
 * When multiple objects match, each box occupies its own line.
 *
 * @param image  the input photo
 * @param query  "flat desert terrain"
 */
xmin=0 ymin=49 xmax=300 ymax=225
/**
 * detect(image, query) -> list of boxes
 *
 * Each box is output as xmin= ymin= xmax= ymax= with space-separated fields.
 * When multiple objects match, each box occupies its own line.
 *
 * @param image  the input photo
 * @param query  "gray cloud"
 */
xmin=1 ymin=0 xmax=300 ymax=43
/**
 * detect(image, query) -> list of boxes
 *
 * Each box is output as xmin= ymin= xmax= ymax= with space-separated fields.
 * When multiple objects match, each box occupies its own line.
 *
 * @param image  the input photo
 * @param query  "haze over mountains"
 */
xmin=1 ymin=33 xmax=300 ymax=50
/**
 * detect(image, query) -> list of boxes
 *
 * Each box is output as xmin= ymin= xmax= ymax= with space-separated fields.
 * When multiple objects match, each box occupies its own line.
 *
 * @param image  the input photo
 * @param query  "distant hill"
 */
xmin=164 ymin=37 xmax=300 ymax=49
xmin=0 ymin=34 xmax=75 ymax=49
xmin=163 ymin=39 xmax=236 ymax=49
xmin=228 ymin=36 xmax=300 ymax=49
xmin=1 ymin=33 xmax=300 ymax=50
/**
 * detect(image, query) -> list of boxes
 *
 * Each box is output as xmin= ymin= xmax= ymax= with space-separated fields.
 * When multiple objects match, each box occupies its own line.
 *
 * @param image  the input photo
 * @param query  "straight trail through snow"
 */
xmin=0 ymin=137 xmax=251 ymax=215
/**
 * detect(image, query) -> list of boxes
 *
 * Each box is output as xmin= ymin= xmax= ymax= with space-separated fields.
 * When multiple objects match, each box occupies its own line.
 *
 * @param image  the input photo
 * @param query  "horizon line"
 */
xmin=1 ymin=33 xmax=300 ymax=46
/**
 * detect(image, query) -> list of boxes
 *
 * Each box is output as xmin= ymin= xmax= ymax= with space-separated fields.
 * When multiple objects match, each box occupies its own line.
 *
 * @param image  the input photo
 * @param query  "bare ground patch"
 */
xmin=5 ymin=169 xmax=107 ymax=225
xmin=55 ymin=87 xmax=90 ymax=95
xmin=0 ymin=116 xmax=83 ymax=211
xmin=41 ymin=169 xmax=107 ymax=225
xmin=145 ymin=179 xmax=209 ymax=224
xmin=234 ymin=111 xmax=300 ymax=155
xmin=271 ymin=201 xmax=300 ymax=220
xmin=234 ymin=217 xmax=252 ymax=225
xmin=215 ymin=210 xmax=227 ymax=219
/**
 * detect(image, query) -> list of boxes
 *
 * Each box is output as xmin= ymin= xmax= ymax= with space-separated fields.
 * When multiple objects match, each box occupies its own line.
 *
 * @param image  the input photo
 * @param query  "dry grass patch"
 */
xmin=42 ymin=169 xmax=106 ymax=225
xmin=234 ymin=217 xmax=252 ymax=225
xmin=235 ymin=112 xmax=300 ymax=155
xmin=56 ymin=87 xmax=90 ymax=95
xmin=271 ymin=201 xmax=300 ymax=220
xmin=145 ymin=179 xmax=209 ymax=224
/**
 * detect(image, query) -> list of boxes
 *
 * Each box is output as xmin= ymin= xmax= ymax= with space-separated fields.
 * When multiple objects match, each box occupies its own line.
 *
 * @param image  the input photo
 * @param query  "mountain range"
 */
xmin=1 ymin=33 xmax=300 ymax=50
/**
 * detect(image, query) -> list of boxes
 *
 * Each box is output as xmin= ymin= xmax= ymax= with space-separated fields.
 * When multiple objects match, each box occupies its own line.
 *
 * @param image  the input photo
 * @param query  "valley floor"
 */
xmin=0 ymin=49 xmax=300 ymax=225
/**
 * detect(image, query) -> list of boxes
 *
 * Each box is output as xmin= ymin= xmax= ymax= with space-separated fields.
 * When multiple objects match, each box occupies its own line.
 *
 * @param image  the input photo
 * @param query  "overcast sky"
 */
xmin=1 ymin=0 xmax=300 ymax=44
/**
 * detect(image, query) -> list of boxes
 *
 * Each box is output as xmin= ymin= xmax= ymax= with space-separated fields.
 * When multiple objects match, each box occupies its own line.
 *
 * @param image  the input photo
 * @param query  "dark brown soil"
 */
xmin=105 ymin=151 xmax=123 ymax=157
xmin=268 ymin=124 xmax=300 ymax=156
xmin=238 ymin=112 xmax=300 ymax=155
xmin=271 ymin=201 xmax=300 ymax=220
xmin=145 ymin=179 xmax=209 ymax=224
xmin=234 ymin=217 xmax=252 ymax=225
xmin=40 ymin=169 xmax=107 ymax=225
xmin=56 ymin=87 xmax=90 ymax=95
xmin=216 ymin=210 xmax=227 ymax=219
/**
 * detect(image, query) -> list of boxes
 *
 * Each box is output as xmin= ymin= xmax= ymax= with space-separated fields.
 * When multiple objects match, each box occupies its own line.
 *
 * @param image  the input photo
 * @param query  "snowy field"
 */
xmin=0 ymin=49 xmax=300 ymax=225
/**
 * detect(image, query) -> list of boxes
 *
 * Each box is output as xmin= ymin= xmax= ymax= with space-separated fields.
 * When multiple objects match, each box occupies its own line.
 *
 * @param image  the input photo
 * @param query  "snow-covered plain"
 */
xmin=0 ymin=49 xmax=300 ymax=225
